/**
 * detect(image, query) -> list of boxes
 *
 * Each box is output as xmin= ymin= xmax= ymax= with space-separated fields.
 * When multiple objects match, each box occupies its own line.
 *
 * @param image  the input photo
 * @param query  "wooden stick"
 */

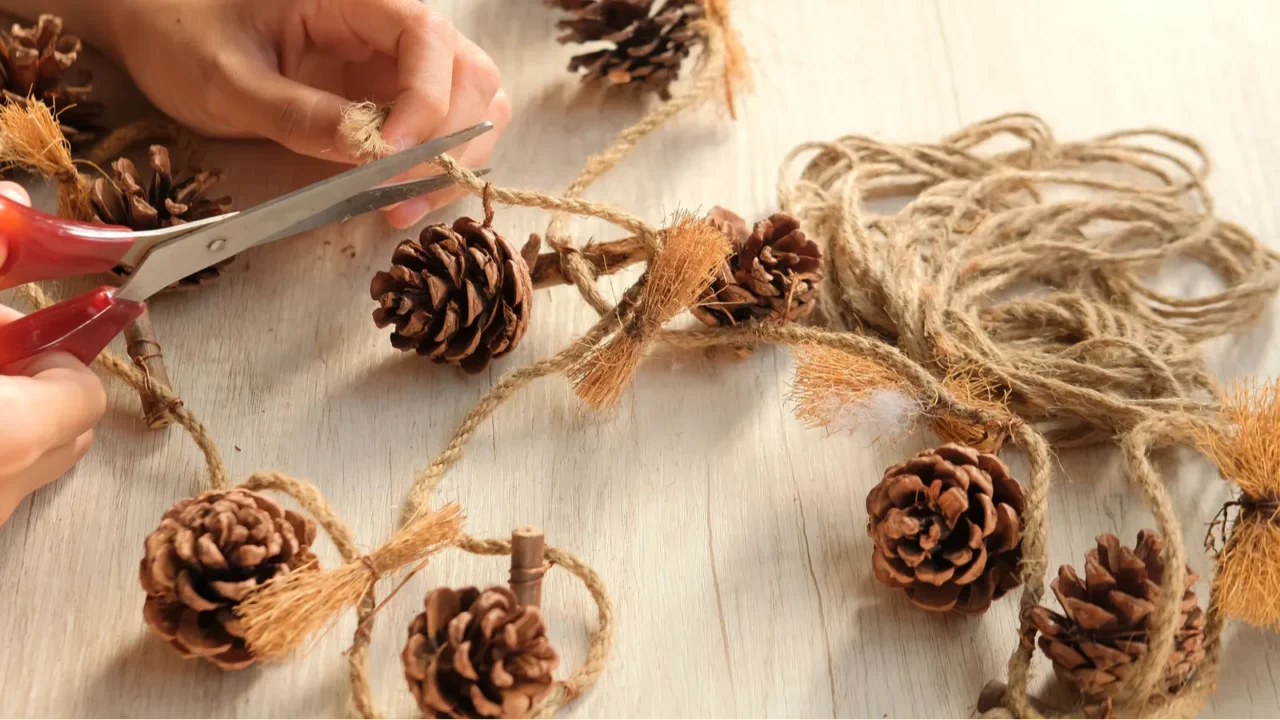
xmin=509 ymin=526 xmax=547 ymax=609
xmin=123 ymin=310 xmax=180 ymax=429
xmin=531 ymin=236 xmax=647 ymax=289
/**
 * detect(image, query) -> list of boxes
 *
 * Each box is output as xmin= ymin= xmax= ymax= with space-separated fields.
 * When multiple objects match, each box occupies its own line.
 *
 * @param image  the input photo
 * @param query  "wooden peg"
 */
xmin=509 ymin=526 xmax=546 ymax=609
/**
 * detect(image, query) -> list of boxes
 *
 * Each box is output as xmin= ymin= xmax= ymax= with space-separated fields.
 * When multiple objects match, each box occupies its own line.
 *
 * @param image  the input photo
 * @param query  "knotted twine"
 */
xmin=12 ymin=11 xmax=746 ymax=719
xmin=9 ymin=11 xmax=1279 ymax=719
xmin=770 ymin=115 xmax=1280 ymax=717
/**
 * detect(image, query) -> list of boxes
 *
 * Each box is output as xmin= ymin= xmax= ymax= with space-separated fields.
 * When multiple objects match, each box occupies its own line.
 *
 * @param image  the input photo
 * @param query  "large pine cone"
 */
xmin=692 ymin=210 xmax=824 ymax=328
xmin=0 ymin=14 xmax=102 ymax=147
xmin=139 ymin=488 xmax=318 ymax=670
xmin=1026 ymin=530 xmax=1206 ymax=717
xmin=545 ymin=0 xmax=703 ymax=99
xmin=866 ymin=443 xmax=1025 ymax=614
xmin=93 ymin=146 xmax=234 ymax=290
xmin=403 ymin=586 xmax=560 ymax=719
xmin=371 ymin=218 xmax=535 ymax=373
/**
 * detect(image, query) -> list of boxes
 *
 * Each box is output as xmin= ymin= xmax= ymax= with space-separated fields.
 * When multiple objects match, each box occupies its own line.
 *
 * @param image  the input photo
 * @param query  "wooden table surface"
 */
xmin=4 ymin=1 xmax=1280 ymax=717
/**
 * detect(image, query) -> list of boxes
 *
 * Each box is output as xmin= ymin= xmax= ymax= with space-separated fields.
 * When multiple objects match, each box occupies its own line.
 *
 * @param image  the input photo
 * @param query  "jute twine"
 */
xmin=10 ymin=5 xmax=1280 ymax=716
xmin=12 ymin=12 xmax=744 ymax=719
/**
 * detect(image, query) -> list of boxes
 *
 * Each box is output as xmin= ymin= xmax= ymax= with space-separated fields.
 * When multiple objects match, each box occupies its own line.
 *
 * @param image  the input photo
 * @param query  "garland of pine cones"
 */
xmin=3 ymin=4 xmax=1276 ymax=720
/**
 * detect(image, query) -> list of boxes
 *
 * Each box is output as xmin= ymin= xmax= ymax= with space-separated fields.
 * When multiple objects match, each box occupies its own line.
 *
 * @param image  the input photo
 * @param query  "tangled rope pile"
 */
xmin=10 ymin=5 xmax=1280 ymax=718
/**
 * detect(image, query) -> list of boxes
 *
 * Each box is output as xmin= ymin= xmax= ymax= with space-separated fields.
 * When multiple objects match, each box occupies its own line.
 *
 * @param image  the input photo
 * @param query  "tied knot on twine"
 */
xmin=1192 ymin=381 xmax=1280 ymax=630
xmin=567 ymin=213 xmax=732 ymax=409
xmin=0 ymin=96 xmax=95 ymax=220
xmin=234 ymin=503 xmax=464 ymax=660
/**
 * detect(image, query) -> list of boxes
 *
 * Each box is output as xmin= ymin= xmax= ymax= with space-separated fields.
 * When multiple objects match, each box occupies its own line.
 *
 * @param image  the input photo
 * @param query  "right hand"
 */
xmin=0 ymin=182 xmax=106 ymax=526
xmin=102 ymin=0 xmax=512 ymax=229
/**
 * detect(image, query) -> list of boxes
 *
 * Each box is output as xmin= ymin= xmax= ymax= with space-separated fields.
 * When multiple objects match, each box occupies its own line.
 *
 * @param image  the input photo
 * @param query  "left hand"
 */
xmin=101 ymin=0 xmax=512 ymax=228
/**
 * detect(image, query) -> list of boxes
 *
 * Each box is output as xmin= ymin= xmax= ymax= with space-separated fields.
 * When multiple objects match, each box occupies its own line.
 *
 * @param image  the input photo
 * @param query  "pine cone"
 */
xmin=866 ymin=443 xmax=1025 ymax=614
xmin=1026 ymin=530 xmax=1206 ymax=716
xmin=545 ymin=0 xmax=704 ymax=99
xmin=403 ymin=586 xmax=560 ymax=719
xmin=139 ymin=488 xmax=318 ymax=670
xmin=0 ymin=14 xmax=102 ymax=147
xmin=371 ymin=218 xmax=535 ymax=373
xmin=692 ymin=211 xmax=824 ymax=328
xmin=92 ymin=145 xmax=233 ymax=290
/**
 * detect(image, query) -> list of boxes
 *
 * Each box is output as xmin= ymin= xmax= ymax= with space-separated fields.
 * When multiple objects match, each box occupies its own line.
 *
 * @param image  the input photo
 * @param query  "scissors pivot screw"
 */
xmin=207 ymin=238 xmax=227 ymax=253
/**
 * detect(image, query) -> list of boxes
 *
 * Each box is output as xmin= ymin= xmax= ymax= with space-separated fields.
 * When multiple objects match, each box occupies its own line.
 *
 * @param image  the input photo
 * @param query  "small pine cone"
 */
xmin=0 ymin=14 xmax=103 ymax=147
xmin=1027 ymin=530 xmax=1206 ymax=717
xmin=545 ymin=0 xmax=704 ymax=99
xmin=403 ymin=586 xmax=560 ymax=719
xmin=139 ymin=488 xmax=318 ymax=670
xmin=692 ymin=210 xmax=824 ymax=328
xmin=866 ymin=443 xmax=1025 ymax=614
xmin=93 ymin=146 xmax=234 ymax=290
xmin=371 ymin=218 xmax=535 ymax=374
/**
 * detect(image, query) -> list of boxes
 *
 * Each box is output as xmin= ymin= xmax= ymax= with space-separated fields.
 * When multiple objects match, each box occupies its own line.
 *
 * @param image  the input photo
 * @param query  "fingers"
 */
xmin=0 ymin=352 xmax=105 ymax=475
xmin=0 ymin=181 xmax=30 ymax=205
xmin=384 ymin=89 xmax=511 ymax=228
xmin=332 ymin=0 xmax=458 ymax=149
xmin=383 ymin=37 xmax=507 ymax=228
xmin=0 ymin=181 xmax=30 ymax=267
xmin=0 ymin=430 xmax=93 ymax=526
xmin=226 ymin=67 xmax=355 ymax=161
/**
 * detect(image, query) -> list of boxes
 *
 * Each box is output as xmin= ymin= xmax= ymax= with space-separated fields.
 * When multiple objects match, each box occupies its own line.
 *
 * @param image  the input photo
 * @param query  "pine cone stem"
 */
xmin=510 ymin=526 xmax=547 ymax=609
xmin=530 ymin=236 xmax=647 ymax=289
xmin=123 ymin=309 xmax=180 ymax=429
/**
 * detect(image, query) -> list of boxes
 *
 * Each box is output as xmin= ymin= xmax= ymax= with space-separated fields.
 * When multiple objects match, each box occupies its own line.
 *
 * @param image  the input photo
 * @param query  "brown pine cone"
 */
xmin=93 ymin=146 xmax=234 ymax=290
xmin=866 ymin=443 xmax=1025 ymax=614
xmin=403 ymin=586 xmax=560 ymax=719
xmin=545 ymin=0 xmax=704 ymax=99
xmin=371 ymin=218 xmax=535 ymax=373
xmin=0 ymin=14 xmax=102 ymax=147
xmin=1027 ymin=530 xmax=1206 ymax=717
xmin=139 ymin=488 xmax=318 ymax=670
xmin=692 ymin=211 xmax=824 ymax=328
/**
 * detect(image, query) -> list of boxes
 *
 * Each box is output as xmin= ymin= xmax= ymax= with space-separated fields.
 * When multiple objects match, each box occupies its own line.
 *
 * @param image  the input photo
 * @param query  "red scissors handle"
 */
xmin=0 ymin=195 xmax=137 ymax=290
xmin=0 ymin=286 xmax=145 ymax=369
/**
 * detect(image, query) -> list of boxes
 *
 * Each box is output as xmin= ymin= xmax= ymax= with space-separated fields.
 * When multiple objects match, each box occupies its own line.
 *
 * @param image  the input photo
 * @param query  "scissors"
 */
xmin=0 ymin=122 xmax=494 ymax=370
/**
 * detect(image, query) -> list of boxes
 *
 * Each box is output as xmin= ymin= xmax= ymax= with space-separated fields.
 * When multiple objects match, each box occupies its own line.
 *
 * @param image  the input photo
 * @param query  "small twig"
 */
xmin=509 ymin=526 xmax=548 ymax=609
xmin=531 ymin=236 xmax=648 ymax=289
xmin=123 ymin=309 xmax=181 ymax=429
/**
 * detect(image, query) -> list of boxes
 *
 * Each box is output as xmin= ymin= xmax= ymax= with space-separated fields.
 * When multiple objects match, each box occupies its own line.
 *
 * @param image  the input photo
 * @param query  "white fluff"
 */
xmin=821 ymin=388 xmax=923 ymax=437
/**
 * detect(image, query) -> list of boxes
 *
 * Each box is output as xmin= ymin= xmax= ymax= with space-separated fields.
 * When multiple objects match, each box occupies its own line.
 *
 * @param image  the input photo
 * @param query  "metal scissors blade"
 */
xmin=117 ymin=168 xmax=492 ymax=268
xmin=117 ymin=121 xmax=493 ymax=301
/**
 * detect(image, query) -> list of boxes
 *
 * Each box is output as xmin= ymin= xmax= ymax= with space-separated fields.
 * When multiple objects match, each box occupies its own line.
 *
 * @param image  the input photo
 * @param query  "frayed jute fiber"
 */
xmin=9 ymin=4 xmax=1280 ymax=717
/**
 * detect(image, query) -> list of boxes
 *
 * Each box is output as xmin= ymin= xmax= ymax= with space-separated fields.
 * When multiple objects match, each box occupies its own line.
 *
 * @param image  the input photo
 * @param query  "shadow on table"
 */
xmin=84 ymin=633 xmax=262 ymax=717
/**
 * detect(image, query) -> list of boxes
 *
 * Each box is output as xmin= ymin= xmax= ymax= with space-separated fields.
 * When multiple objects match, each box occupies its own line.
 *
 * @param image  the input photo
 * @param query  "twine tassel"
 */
xmin=235 ymin=503 xmax=464 ymax=659
xmin=1194 ymin=380 xmax=1280 ymax=629
xmin=567 ymin=214 xmax=731 ymax=409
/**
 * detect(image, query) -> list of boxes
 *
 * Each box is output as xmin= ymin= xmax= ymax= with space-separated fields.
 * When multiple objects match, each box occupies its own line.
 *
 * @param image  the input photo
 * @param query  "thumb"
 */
xmin=231 ymin=70 xmax=355 ymax=162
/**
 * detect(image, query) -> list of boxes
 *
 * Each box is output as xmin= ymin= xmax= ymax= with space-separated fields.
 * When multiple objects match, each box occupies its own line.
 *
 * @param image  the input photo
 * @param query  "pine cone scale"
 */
xmin=405 ymin=586 xmax=560 ymax=718
xmin=868 ymin=443 xmax=1025 ymax=615
xmin=139 ymin=488 xmax=319 ymax=670
xmin=547 ymin=0 xmax=703 ymax=98
xmin=93 ymin=146 xmax=233 ymax=289
xmin=1 ymin=14 xmax=101 ymax=145
xmin=1027 ymin=530 xmax=1206 ymax=715
xmin=695 ymin=209 xmax=824 ymax=328
xmin=373 ymin=218 xmax=533 ymax=373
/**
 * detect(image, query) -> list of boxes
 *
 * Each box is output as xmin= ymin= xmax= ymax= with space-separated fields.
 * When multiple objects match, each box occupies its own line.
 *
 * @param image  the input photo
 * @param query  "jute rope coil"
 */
xmin=10 ymin=4 xmax=1280 ymax=716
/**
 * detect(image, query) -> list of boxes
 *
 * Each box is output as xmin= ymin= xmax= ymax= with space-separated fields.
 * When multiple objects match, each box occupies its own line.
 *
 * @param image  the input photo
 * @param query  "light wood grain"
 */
xmin=4 ymin=0 xmax=1280 ymax=716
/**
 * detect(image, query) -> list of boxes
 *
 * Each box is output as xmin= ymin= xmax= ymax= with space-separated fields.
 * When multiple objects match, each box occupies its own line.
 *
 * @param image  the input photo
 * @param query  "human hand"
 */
xmin=0 ymin=182 xmax=106 ymax=526
xmin=100 ymin=0 xmax=511 ymax=228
